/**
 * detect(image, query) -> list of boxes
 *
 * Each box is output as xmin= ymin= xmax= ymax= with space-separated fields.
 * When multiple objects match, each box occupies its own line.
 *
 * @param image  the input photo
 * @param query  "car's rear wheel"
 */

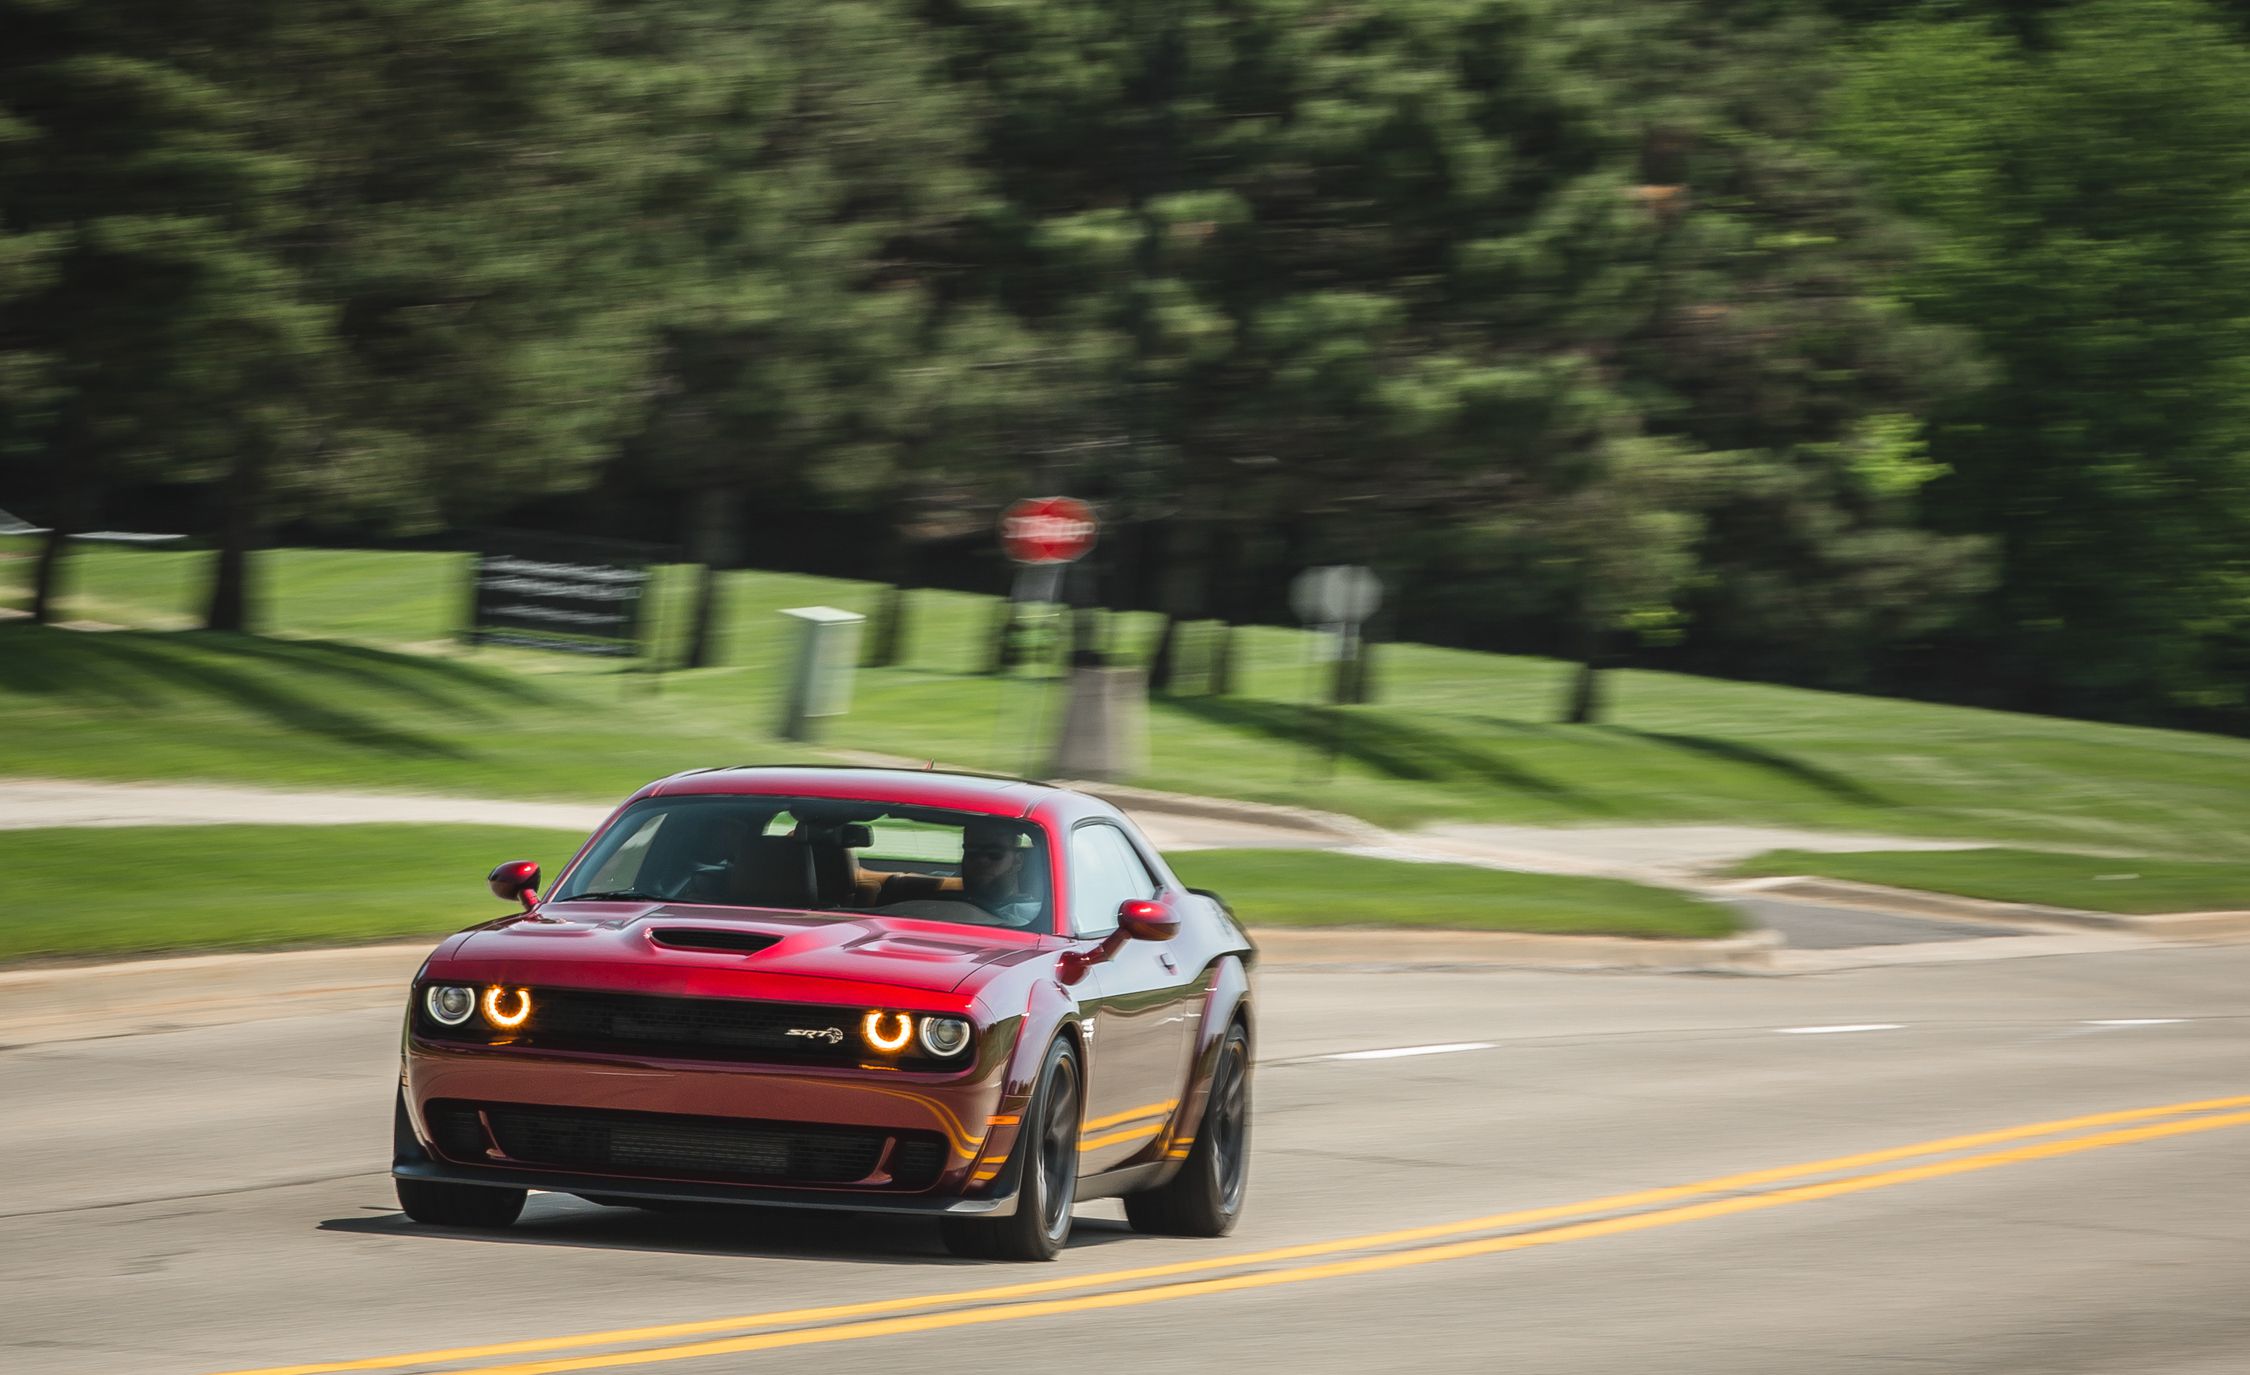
xmin=941 ymin=1037 xmax=1080 ymax=1261
xmin=1124 ymin=1021 xmax=1250 ymax=1237
xmin=395 ymin=1176 xmax=526 ymax=1229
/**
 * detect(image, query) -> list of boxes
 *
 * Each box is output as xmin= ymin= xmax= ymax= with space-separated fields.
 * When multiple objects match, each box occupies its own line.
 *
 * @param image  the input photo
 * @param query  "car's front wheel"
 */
xmin=942 ymin=1036 xmax=1081 ymax=1261
xmin=1124 ymin=1020 xmax=1250 ymax=1237
xmin=395 ymin=1176 xmax=526 ymax=1229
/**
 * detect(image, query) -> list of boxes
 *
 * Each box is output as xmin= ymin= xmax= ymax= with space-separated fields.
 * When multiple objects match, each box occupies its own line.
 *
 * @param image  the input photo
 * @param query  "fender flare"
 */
xmin=1152 ymin=953 xmax=1253 ymax=1181
xmin=967 ymin=979 xmax=1085 ymax=1198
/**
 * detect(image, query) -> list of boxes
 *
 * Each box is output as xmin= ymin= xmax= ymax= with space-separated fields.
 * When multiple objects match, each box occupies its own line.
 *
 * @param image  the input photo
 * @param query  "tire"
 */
xmin=1125 ymin=1021 xmax=1250 ymax=1237
xmin=395 ymin=1175 xmax=527 ymax=1229
xmin=942 ymin=1037 xmax=1081 ymax=1261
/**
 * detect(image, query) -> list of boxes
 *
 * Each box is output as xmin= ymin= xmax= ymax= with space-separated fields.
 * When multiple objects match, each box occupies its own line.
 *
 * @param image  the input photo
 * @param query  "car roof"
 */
xmin=643 ymin=765 xmax=1063 ymax=819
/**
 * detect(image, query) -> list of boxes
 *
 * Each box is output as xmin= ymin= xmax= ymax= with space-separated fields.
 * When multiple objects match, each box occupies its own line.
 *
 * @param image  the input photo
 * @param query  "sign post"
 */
xmin=1288 ymin=565 xmax=1384 ymax=778
xmin=991 ymin=497 xmax=1132 ymax=778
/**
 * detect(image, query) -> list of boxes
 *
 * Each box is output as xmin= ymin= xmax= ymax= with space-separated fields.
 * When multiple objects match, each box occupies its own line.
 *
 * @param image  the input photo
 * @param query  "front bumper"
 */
xmin=399 ymin=1032 xmax=1028 ymax=1216
xmin=391 ymin=1156 xmax=1023 ymax=1216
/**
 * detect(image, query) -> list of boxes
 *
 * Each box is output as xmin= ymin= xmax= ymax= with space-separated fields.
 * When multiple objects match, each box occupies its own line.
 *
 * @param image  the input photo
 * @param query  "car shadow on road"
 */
xmin=319 ymin=1199 xmax=1141 ymax=1265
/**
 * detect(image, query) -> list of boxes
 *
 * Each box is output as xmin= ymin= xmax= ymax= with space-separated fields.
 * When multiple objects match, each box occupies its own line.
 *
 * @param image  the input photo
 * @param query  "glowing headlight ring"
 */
xmin=862 ymin=1010 xmax=914 ymax=1054
xmin=482 ymin=985 xmax=534 ymax=1030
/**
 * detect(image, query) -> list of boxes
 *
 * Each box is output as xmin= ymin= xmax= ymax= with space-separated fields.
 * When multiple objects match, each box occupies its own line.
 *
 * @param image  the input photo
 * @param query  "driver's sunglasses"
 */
xmin=963 ymin=846 xmax=1013 ymax=861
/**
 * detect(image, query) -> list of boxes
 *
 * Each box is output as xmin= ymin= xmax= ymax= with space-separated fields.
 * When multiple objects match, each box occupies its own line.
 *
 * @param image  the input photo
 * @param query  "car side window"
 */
xmin=1068 ymin=824 xmax=1159 ymax=937
xmin=1105 ymin=827 xmax=1161 ymax=900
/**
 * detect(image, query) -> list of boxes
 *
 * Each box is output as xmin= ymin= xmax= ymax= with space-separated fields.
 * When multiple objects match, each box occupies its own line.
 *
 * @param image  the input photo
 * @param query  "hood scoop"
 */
xmin=648 ymin=928 xmax=783 ymax=956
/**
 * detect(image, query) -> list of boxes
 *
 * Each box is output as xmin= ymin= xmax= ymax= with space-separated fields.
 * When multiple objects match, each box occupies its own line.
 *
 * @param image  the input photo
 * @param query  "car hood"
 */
xmin=437 ymin=902 xmax=1058 ymax=1002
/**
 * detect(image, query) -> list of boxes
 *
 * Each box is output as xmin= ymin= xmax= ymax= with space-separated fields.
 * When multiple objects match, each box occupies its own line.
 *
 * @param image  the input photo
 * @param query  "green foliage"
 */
xmin=3 ymin=0 xmax=2247 ymax=730
xmin=1831 ymin=0 xmax=2250 ymax=720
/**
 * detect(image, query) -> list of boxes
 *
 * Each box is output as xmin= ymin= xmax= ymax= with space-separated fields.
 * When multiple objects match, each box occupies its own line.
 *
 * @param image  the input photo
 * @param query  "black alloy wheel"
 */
xmin=1123 ymin=1021 xmax=1251 ymax=1237
xmin=1206 ymin=1027 xmax=1251 ymax=1213
xmin=942 ymin=1037 xmax=1081 ymax=1261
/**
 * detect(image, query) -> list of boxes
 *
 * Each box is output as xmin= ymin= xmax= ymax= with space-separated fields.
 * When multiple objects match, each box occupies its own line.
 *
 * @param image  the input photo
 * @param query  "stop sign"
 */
xmin=999 ymin=496 xmax=1099 ymax=565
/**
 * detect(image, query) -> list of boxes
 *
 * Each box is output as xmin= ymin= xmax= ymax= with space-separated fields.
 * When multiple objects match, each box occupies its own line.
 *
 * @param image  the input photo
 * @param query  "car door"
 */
xmin=1068 ymin=820 xmax=1197 ymax=1173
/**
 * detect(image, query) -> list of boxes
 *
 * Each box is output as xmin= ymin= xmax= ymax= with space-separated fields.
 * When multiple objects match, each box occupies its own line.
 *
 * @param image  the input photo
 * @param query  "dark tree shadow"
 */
xmin=1599 ymin=727 xmax=1890 ymax=807
xmin=1455 ymin=708 xmax=1890 ymax=809
xmin=1165 ymin=696 xmax=1596 ymax=808
xmin=187 ymin=633 xmax=546 ymax=718
xmin=0 ymin=627 xmax=497 ymax=757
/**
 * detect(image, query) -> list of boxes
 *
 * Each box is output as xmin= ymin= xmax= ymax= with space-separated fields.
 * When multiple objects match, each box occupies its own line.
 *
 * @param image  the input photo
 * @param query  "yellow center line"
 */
xmin=436 ymin=1108 xmax=2250 ymax=1375
xmin=209 ymin=1092 xmax=2250 ymax=1375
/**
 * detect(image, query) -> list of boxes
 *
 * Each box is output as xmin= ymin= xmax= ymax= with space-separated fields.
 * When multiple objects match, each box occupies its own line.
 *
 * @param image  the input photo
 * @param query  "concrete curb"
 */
xmin=1716 ymin=876 xmax=2250 ymax=942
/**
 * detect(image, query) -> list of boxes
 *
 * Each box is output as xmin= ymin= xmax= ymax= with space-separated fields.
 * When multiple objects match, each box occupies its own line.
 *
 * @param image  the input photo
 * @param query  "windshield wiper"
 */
xmin=556 ymin=889 xmax=668 ymax=904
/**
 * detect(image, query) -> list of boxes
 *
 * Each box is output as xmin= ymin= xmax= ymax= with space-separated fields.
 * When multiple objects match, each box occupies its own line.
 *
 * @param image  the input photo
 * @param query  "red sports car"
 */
xmin=392 ymin=766 xmax=1255 ymax=1260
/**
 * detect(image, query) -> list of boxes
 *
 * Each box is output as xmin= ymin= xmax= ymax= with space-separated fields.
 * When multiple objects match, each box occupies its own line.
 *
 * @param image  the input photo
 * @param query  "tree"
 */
xmin=0 ymin=0 xmax=319 ymax=625
xmin=198 ymin=0 xmax=647 ymax=632
xmin=604 ymin=0 xmax=978 ymax=668
xmin=1833 ymin=0 xmax=2250 ymax=722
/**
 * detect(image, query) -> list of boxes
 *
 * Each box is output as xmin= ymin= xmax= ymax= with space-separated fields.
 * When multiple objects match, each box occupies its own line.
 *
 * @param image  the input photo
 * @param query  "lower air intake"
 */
xmin=436 ymin=1101 xmax=945 ymax=1189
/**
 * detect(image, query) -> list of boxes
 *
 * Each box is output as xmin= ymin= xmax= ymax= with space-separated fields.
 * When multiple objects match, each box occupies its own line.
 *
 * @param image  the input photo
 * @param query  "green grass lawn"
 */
xmin=0 ymin=824 xmax=581 ymax=961
xmin=4 ymin=543 xmax=2250 ymax=856
xmin=1170 ymin=849 xmax=1739 ymax=940
xmin=1729 ymin=848 xmax=2250 ymax=915
xmin=0 ymin=826 xmax=1728 ymax=961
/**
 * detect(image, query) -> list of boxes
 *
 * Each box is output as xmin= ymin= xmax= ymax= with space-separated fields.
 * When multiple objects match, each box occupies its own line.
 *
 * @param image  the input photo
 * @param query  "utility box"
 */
xmin=778 ymin=606 xmax=865 ymax=742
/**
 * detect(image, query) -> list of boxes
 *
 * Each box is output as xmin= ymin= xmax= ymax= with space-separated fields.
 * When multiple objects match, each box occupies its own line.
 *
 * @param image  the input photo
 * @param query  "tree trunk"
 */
xmin=1562 ymin=616 xmax=1608 ymax=724
xmin=1206 ymin=621 xmax=1236 ymax=696
xmin=863 ymin=514 xmax=917 ymax=669
xmin=865 ymin=583 xmax=909 ymax=668
xmin=983 ymin=595 xmax=1018 ymax=675
xmin=29 ymin=525 xmax=71 ymax=625
xmin=204 ymin=445 xmax=270 ymax=633
xmin=1145 ymin=518 xmax=1201 ymax=694
xmin=1205 ymin=521 xmax=1238 ymax=696
xmin=681 ymin=481 xmax=743 ymax=670
xmin=1146 ymin=614 xmax=1180 ymax=692
xmin=1563 ymin=658 xmax=1603 ymax=724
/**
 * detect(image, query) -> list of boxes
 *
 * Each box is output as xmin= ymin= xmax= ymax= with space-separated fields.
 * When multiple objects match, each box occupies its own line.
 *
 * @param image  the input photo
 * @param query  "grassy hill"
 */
xmin=4 ymin=542 xmax=2247 ymax=855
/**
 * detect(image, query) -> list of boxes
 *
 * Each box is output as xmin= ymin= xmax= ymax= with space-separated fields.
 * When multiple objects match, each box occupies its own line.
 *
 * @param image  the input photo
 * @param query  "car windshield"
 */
xmin=548 ymin=795 xmax=1052 ymax=933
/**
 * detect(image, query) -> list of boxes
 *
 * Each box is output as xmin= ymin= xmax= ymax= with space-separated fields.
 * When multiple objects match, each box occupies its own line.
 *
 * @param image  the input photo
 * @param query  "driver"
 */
xmin=961 ymin=821 xmax=1042 ymax=925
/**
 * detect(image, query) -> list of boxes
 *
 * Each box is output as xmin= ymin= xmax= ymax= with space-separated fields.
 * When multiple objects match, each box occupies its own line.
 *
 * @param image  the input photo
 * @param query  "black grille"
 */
xmin=424 ymin=988 xmax=870 ymax=1066
xmin=429 ymin=1100 xmax=945 ymax=1188
xmin=428 ymin=1102 xmax=488 ymax=1159
xmin=889 ymin=1137 xmax=947 ymax=1190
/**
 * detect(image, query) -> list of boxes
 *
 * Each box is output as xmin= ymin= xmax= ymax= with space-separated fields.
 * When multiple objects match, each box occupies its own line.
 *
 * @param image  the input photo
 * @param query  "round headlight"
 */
xmin=918 ymin=1016 xmax=972 ymax=1059
xmin=425 ymin=985 xmax=476 ymax=1026
xmin=482 ymin=985 xmax=533 ymax=1030
xmin=862 ymin=1010 xmax=914 ymax=1054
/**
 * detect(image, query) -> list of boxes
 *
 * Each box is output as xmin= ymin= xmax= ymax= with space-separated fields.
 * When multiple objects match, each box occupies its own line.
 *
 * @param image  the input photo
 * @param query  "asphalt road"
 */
xmin=7 ymin=946 xmax=2248 ymax=1375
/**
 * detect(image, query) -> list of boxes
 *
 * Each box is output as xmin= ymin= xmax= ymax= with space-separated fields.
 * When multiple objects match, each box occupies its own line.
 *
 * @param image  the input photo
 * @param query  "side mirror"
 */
xmin=1117 ymin=898 xmax=1180 ymax=942
xmin=488 ymin=860 xmax=541 ymax=909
